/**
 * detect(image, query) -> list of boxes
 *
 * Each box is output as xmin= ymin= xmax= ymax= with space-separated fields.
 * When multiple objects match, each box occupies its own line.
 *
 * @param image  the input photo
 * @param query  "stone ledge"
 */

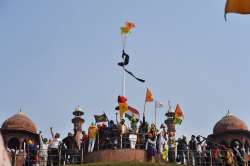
xmin=84 ymin=149 xmax=147 ymax=163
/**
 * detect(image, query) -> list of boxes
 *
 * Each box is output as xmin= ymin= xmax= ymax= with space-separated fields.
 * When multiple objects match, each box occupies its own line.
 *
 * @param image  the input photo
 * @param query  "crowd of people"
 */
xmin=21 ymin=128 xmax=63 ymax=166
xmin=9 ymin=117 xmax=249 ymax=166
xmin=82 ymin=117 xmax=248 ymax=166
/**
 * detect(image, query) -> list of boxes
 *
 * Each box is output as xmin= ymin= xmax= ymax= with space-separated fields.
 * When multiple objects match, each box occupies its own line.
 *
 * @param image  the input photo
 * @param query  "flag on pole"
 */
xmin=225 ymin=0 xmax=250 ymax=20
xmin=94 ymin=113 xmax=108 ymax=126
xmin=125 ymin=106 xmax=140 ymax=120
xmin=145 ymin=88 xmax=154 ymax=102
xmin=155 ymin=101 xmax=164 ymax=108
xmin=174 ymin=104 xmax=184 ymax=125
xmin=119 ymin=102 xmax=128 ymax=119
xmin=225 ymin=0 xmax=250 ymax=14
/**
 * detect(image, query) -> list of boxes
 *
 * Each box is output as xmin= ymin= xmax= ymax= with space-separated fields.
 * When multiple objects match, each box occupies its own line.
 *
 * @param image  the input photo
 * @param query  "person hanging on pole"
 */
xmin=118 ymin=50 xmax=129 ymax=67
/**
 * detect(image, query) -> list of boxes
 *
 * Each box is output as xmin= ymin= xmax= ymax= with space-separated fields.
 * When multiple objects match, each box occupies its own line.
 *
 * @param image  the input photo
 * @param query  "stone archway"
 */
xmin=7 ymin=137 xmax=20 ymax=150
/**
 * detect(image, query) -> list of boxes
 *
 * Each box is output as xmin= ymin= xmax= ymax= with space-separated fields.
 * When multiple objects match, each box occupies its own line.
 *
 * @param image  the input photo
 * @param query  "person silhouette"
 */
xmin=118 ymin=50 xmax=129 ymax=67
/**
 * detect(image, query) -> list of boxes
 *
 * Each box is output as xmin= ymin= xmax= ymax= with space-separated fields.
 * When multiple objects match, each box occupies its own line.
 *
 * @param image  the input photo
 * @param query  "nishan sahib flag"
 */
xmin=174 ymin=104 xmax=184 ymax=125
xmin=225 ymin=0 xmax=250 ymax=15
xmin=145 ymin=88 xmax=154 ymax=102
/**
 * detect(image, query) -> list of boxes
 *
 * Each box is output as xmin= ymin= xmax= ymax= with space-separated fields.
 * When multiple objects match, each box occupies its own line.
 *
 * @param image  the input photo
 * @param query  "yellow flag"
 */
xmin=119 ymin=103 xmax=128 ymax=119
xmin=225 ymin=0 xmax=250 ymax=15
xmin=145 ymin=88 xmax=154 ymax=102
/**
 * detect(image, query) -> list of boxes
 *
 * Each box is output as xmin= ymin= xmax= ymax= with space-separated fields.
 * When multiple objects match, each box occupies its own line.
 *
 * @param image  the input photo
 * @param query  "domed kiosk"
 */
xmin=0 ymin=111 xmax=39 ymax=152
xmin=0 ymin=111 xmax=40 ymax=166
xmin=208 ymin=111 xmax=250 ymax=152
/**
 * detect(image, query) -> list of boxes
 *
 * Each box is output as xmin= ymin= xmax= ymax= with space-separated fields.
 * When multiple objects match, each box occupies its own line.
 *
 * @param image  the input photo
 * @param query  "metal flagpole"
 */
xmin=122 ymin=64 xmax=126 ymax=96
xmin=154 ymin=101 xmax=157 ymax=127
xmin=143 ymin=100 xmax=146 ymax=123
xmin=122 ymin=33 xmax=126 ymax=97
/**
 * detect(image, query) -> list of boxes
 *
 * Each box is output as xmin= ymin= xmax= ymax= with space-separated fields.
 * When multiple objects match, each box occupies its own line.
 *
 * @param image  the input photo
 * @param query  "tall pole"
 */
xmin=154 ymin=101 xmax=157 ymax=127
xmin=122 ymin=65 xmax=126 ymax=96
xmin=143 ymin=100 xmax=146 ymax=123
xmin=122 ymin=50 xmax=126 ymax=97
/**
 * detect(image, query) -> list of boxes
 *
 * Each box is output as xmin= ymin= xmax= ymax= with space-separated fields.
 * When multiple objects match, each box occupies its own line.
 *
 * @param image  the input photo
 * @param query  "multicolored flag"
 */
xmin=155 ymin=101 xmax=164 ymax=108
xmin=125 ymin=106 xmax=140 ymax=120
xmin=145 ymin=88 xmax=154 ymax=102
xmin=94 ymin=113 xmax=108 ymax=125
xmin=120 ymin=22 xmax=135 ymax=34
xmin=174 ymin=104 xmax=184 ymax=125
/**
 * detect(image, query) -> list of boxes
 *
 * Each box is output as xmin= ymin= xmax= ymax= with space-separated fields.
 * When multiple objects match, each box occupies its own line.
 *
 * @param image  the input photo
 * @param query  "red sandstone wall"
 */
xmin=85 ymin=149 xmax=147 ymax=163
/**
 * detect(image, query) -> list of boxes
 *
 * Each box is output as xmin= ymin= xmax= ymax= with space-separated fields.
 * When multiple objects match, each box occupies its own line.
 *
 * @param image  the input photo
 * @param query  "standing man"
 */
xmin=39 ymin=131 xmax=49 ymax=166
xmin=118 ymin=119 xmax=128 ymax=148
xmin=48 ymin=127 xmax=61 ymax=166
xmin=88 ymin=123 xmax=98 ymax=152
xmin=188 ymin=135 xmax=197 ymax=166
xmin=157 ymin=124 xmax=167 ymax=155
xmin=129 ymin=114 xmax=138 ymax=149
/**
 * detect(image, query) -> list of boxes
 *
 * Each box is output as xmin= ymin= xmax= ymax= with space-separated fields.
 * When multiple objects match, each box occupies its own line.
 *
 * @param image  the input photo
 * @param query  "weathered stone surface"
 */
xmin=85 ymin=149 xmax=147 ymax=163
xmin=0 ymin=134 xmax=11 ymax=166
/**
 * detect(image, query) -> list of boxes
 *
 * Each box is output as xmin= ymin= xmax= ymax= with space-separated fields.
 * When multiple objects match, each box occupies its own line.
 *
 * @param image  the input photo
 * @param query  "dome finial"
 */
xmin=18 ymin=107 xmax=24 ymax=114
xmin=226 ymin=109 xmax=231 ymax=116
xmin=75 ymin=105 xmax=83 ymax=112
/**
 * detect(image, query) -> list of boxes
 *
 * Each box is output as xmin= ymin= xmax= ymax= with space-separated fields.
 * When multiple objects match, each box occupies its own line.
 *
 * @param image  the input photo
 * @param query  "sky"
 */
xmin=0 ymin=0 xmax=250 ymax=139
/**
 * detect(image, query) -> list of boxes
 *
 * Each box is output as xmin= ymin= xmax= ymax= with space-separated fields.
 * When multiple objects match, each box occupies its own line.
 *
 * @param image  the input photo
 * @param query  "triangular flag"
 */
xmin=175 ymin=104 xmax=184 ymax=118
xmin=145 ymin=88 xmax=154 ymax=102
xmin=174 ymin=104 xmax=184 ymax=125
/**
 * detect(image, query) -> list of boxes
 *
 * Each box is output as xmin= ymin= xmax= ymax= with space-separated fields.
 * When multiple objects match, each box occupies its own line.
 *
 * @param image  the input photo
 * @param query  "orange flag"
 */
xmin=125 ymin=22 xmax=135 ymax=29
xmin=225 ymin=0 xmax=250 ymax=16
xmin=175 ymin=104 xmax=184 ymax=118
xmin=145 ymin=88 xmax=154 ymax=102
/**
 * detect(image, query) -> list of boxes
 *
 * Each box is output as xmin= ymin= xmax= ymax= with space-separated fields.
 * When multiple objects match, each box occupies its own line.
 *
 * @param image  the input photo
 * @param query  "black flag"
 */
xmin=124 ymin=69 xmax=145 ymax=83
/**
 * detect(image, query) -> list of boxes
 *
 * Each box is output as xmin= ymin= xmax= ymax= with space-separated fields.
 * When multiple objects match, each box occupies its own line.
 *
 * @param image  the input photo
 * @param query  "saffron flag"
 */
xmin=155 ymin=101 xmax=164 ymax=108
xmin=145 ymin=88 xmax=154 ymax=102
xmin=119 ymin=102 xmax=128 ymax=119
xmin=125 ymin=22 xmax=135 ymax=29
xmin=125 ymin=106 xmax=140 ymax=120
xmin=225 ymin=0 xmax=250 ymax=18
xmin=174 ymin=104 xmax=184 ymax=125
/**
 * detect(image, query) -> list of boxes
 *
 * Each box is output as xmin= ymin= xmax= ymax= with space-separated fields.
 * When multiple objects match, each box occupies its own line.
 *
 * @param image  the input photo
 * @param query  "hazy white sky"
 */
xmin=0 ymin=0 xmax=250 ymax=139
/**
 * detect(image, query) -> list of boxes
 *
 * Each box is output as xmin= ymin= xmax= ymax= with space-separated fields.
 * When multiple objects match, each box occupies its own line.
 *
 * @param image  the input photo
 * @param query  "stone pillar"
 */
xmin=72 ymin=105 xmax=85 ymax=149
xmin=0 ymin=134 xmax=11 ymax=166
